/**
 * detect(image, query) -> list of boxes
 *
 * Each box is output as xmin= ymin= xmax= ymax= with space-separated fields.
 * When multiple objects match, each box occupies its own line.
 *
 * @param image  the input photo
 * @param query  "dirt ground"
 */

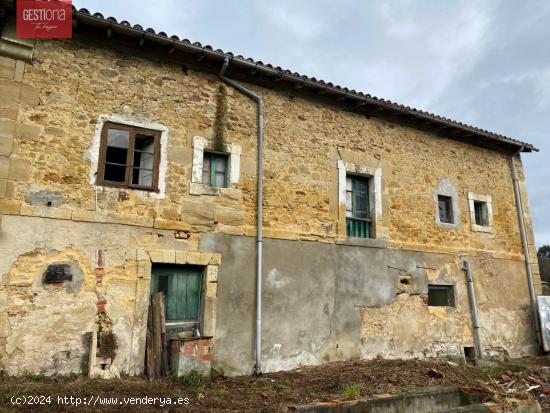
xmin=1 ymin=357 xmax=549 ymax=412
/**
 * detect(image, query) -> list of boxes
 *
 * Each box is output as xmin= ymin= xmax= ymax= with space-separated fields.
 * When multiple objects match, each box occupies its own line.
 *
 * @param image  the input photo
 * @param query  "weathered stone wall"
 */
xmin=0 ymin=35 xmax=541 ymax=376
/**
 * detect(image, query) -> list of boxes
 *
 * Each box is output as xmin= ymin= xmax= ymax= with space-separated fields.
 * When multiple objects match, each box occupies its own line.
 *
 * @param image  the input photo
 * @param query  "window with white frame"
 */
xmin=190 ymin=136 xmax=241 ymax=195
xmin=468 ymin=192 xmax=493 ymax=233
xmin=338 ymin=160 xmax=382 ymax=239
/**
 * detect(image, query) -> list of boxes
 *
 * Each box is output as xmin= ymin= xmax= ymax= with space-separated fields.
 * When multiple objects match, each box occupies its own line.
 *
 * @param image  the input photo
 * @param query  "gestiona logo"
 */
xmin=16 ymin=0 xmax=72 ymax=38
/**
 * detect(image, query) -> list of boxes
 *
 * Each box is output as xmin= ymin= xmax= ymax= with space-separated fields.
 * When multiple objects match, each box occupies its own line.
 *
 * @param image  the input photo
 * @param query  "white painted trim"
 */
xmin=86 ymin=114 xmax=169 ymax=200
xmin=468 ymin=192 xmax=494 ymax=233
xmin=337 ymin=160 xmax=346 ymax=206
xmin=190 ymin=136 xmax=241 ymax=195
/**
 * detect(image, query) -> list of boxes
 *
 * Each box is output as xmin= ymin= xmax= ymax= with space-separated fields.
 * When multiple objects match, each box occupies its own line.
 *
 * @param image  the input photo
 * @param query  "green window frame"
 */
xmin=202 ymin=152 xmax=228 ymax=188
xmin=151 ymin=265 xmax=203 ymax=328
xmin=346 ymin=175 xmax=372 ymax=238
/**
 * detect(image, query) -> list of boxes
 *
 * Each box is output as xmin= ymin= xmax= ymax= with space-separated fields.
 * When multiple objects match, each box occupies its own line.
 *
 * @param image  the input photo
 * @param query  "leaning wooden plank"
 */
xmin=159 ymin=293 xmax=169 ymax=376
xmin=145 ymin=299 xmax=154 ymax=379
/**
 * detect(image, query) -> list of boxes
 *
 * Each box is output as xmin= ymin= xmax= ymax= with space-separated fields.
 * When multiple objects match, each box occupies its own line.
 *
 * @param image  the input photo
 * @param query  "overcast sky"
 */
xmin=77 ymin=0 xmax=550 ymax=247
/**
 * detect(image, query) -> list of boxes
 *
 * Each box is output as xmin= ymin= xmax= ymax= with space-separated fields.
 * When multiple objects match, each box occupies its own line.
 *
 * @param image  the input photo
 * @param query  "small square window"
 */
xmin=97 ymin=122 xmax=160 ymax=191
xmin=473 ymin=201 xmax=489 ymax=227
xmin=202 ymin=152 xmax=228 ymax=188
xmin=428 ymin=284 xmax=455 ymax=307
xmin=438 ymin=195 xmax=454 ymax=224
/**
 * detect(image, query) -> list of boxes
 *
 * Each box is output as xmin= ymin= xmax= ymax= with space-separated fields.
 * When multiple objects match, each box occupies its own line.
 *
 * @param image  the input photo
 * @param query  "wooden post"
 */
xmin=145 ymin=292 xmax=168 ymax=379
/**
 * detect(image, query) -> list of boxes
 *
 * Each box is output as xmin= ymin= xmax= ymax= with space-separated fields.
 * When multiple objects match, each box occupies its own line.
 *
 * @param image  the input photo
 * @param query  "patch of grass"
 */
xmin=342 ymin=383 xmax=361 ymax=401
xmin=181 ymin=370 xmax=207 ymax=388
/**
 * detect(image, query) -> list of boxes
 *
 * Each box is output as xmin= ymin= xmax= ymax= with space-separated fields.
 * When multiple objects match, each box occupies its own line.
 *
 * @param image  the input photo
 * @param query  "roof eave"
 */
xmin=71 ymin=8 xmax=538 ymax=153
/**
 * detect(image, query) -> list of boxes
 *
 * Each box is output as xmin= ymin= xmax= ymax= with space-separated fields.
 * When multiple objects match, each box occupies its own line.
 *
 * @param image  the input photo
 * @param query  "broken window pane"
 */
xmin=428 ymin=284 xmax=455 ymax=307
xmin=104 ymin=128 xmax=130 ymax=182
xmin=438 ymin=195 xmax=454 ymax=224
xmin=132 ymin=133 xmax=155 ymax=187
xmin=98 ymin=124 xmax=160 ymax=191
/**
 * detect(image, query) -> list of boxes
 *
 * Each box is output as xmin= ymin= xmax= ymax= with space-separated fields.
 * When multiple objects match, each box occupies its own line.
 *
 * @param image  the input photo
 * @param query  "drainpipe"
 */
xmin=511 ymin=147 xmax=542 ymax=348
xmin=462 ymin=259 xmax=483 ymax=360
xmin=219 ymin=57 xmax=264 ymax=375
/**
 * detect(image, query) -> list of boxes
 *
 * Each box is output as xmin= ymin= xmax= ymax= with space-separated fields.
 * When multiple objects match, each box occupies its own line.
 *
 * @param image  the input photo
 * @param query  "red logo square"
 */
xmin=16 ymin=0 xmax=72 ymax=39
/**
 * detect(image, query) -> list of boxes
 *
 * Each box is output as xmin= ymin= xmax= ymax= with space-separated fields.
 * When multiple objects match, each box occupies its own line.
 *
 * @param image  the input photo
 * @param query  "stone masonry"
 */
xmin=0 ymin=27 xmax=541 ymax=376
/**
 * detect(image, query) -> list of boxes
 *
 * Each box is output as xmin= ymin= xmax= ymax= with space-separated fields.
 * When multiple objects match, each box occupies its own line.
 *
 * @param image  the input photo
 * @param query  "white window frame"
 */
xmin=87 ymin=114 xmax=168 ymax=200
xmin=433 ymin=179 xmax=461 ymax=230
xmin=468 ymin=192 xmax=494 ymax=233
xmin=189 ymin=136 xmax=241 ymax=195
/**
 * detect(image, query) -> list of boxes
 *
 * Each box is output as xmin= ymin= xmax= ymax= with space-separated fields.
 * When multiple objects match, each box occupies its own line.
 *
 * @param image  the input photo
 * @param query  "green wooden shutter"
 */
xmin=151 ymin=265 xmax=203 ymax=322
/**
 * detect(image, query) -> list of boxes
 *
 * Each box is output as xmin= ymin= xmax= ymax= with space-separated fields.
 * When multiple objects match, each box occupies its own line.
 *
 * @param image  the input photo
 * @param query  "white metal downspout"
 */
xmin=219 ymin=58 xmax=264 ymax=375
xmin=511 ymin=147 xmax=542 ymax=348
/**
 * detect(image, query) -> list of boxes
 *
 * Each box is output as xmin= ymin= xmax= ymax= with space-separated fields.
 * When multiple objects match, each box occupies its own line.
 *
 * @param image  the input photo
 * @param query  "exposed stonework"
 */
xmin=0 ymin=33 xmax=541 ymax=377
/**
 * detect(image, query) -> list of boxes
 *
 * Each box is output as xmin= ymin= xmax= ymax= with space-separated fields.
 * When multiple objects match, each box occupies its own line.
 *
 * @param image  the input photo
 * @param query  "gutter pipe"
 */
xmin=462 ymin=259 xmax=483 ymax=359
xmin=511 ymin=147 xmax=542 ymax=348
xmin=219 ymin=57 xmax=264 ymax=375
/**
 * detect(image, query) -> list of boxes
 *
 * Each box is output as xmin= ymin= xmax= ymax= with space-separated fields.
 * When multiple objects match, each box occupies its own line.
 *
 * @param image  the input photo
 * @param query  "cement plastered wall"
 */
xmin=201 ymin=234 xmax=537 ymax=376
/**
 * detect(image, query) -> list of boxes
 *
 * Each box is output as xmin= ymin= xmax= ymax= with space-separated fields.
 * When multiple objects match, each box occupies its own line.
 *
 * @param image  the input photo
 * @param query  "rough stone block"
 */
xmin=0 ymin=103 xmax=19 ymax=120
xmin=20 ymin=84 xmax=40 ymax=106
xmin=0 ymin=119 xmax=16 ymax=136
xmin=8 ymin=158 xmax=31 ymax=181
xmin=149 ymin=249 xmax=176 ymax=264
xmin=13 ymin=60 xmax=25 ymax=83
xmin=185 ymin=252 xmax=211 ymax=266
xmin=215 ymin=206 xmax=245 ymax=226
xmin=153 ymin=218 xmax=192 ymax=232
xmin=0 ymin=56 xmax=15 ymax=80
xmin=15 ymin=123 xmax=41 ymax=141
xmin=0 ymin=179 xmax=6 ymax=198
xmin=0 ymin=199 xmax=19 ymax=214
xmin=0 ymin=79 xmax=21 ymax=102
xmin=0 ymin=312 xmax=8 ymax=338
xmin=205 ymin=281 xmax=217 ymax=298
xmin=0 ymin=135 xmax=14 ymax=156
xmin=181 ymin=199 xmax=215 ymax=222
xmin=206 ymin=265 xmax=218 ymax=283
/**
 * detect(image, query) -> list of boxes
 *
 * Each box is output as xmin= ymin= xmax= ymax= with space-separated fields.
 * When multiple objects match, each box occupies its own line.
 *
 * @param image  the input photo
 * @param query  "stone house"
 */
xmin=0 ymin=5 xmax=542 ymax=377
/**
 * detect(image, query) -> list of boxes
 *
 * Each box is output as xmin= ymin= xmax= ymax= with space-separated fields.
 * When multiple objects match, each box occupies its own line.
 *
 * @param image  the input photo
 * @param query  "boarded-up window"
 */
xmin=97 ymin=122 xmax=161 ymax=191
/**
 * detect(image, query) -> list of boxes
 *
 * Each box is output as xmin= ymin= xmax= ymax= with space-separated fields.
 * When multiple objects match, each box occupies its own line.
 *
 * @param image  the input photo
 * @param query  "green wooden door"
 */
xmin=151 ymin=265 xmax=203 ymax=322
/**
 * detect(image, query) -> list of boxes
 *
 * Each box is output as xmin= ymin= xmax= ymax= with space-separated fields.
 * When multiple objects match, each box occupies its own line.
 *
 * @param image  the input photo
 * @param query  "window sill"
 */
xmin=471 ymin=224 xmax=493 ymax=233
xmin=189 ymin=182 xmax=240 ymax=197
xmin=436 ymin=222 xmax=460 ymax=230
xmin=336 ymin=237 xmax=387 ymax=249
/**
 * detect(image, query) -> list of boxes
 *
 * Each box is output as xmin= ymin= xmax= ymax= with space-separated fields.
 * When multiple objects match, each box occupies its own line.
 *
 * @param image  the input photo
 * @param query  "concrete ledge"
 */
xmin=336 ymin=237 xmax=387 ymax=249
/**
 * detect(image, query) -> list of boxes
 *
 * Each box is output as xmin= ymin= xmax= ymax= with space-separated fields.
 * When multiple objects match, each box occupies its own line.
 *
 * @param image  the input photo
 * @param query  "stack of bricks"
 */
xmin=169 ymin=337 xmax=213 ymax=377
